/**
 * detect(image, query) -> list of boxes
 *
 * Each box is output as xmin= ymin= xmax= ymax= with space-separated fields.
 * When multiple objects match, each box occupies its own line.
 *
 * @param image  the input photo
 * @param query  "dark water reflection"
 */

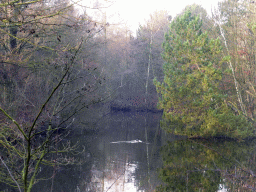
xmin=32 ymin=111 xmax=167 ymax=192
xmin=29 ymin=111 xmax=256 ymax=192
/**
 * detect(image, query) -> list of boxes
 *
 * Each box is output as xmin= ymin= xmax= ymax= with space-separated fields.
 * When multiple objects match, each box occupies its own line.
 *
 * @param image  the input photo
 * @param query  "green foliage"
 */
xmin=154 ymin=10 xmax=253 ymax=139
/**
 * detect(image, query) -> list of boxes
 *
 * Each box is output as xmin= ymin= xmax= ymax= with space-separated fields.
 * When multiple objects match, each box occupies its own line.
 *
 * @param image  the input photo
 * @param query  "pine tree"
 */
xmin=154 ymin=10 xmax=253 ymax=139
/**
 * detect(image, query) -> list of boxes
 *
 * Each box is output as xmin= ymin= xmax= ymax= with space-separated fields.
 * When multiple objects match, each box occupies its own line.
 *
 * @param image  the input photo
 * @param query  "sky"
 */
xmin=81 ymin=0 xmax=224 ymax=34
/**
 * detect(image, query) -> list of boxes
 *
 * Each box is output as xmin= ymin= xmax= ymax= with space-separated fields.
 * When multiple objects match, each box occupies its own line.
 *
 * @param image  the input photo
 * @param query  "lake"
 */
xmin=25 ymin=110 xmax=256 ymax=191
xmin=30 ymin=110 xmax=168 ymax=192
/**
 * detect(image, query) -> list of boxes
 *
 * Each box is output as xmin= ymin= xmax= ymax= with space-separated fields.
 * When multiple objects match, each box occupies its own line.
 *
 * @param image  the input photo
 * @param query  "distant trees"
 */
xmin=97 ymin=10 xmax=170 ymax=109
xmin=127 ymin=10 xmax=169 ymax=108
xmin=154 ymin=10 xmax=253 ymax=139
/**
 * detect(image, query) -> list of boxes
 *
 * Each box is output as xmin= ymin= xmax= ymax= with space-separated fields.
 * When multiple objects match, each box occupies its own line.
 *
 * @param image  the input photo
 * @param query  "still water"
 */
xmin=81 ymin=111 xmax=165 ymax=192
xmin=32 ymin=111 xmax=166 ymax=192
xmin=31 ymin=110 xmax=256 ymax=192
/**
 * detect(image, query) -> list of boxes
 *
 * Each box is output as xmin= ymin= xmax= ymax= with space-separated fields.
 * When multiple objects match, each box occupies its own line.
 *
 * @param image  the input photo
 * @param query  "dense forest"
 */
xmin=0 ymin=0 xmax=256 ymax=191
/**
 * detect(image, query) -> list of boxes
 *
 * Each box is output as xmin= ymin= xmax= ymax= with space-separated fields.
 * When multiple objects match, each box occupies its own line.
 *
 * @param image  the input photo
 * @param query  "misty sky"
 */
xmin=81 ymin=0 xmax=223 ymax=34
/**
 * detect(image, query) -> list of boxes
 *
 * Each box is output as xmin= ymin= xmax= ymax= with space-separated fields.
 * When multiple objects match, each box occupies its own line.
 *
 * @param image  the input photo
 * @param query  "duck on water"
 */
xmin=110 ymin=139 xmax=150 ymax=144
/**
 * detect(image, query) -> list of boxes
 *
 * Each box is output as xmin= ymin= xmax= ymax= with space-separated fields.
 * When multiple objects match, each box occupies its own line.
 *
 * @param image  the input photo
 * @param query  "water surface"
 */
xmin=30 ymin=110 xmax=256 ymax=192
xmin=32 ymin=111 xmax=166 ymax=192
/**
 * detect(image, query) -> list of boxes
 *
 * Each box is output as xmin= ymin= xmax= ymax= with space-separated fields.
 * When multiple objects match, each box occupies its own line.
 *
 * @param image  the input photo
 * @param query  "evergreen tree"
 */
xmin=154 ymin=10 xmax=253 ymax=139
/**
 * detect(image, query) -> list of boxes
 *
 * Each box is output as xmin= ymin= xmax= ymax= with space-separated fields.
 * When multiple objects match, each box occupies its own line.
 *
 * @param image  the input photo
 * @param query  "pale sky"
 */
xmin=81 ymin=0 xmax=224 ymax=34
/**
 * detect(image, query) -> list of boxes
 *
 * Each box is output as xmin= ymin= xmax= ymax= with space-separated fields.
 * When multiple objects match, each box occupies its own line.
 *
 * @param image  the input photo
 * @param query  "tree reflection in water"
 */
xmin=156 ymin=138 xmax=256 ymax=192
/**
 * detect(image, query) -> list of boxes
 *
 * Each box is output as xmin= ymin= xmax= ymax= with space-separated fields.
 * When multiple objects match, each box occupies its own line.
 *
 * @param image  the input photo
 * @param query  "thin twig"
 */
xmin=0 ymin=155 xmax=22 ymax=192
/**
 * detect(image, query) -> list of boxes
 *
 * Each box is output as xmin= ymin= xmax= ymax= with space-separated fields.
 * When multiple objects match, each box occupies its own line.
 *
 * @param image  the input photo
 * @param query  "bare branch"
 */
xmin=0 ymin=155 xmax=22 ymax=192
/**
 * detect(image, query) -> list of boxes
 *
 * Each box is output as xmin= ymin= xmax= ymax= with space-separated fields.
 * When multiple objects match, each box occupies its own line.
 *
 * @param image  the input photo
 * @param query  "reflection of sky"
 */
xmin=218 ymin=184 xmax=228 ymax=192
xmin=90 ymin=162 xmax=144 ymax=192
xmin=104 ymin=163 xmax=138 ymax=192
